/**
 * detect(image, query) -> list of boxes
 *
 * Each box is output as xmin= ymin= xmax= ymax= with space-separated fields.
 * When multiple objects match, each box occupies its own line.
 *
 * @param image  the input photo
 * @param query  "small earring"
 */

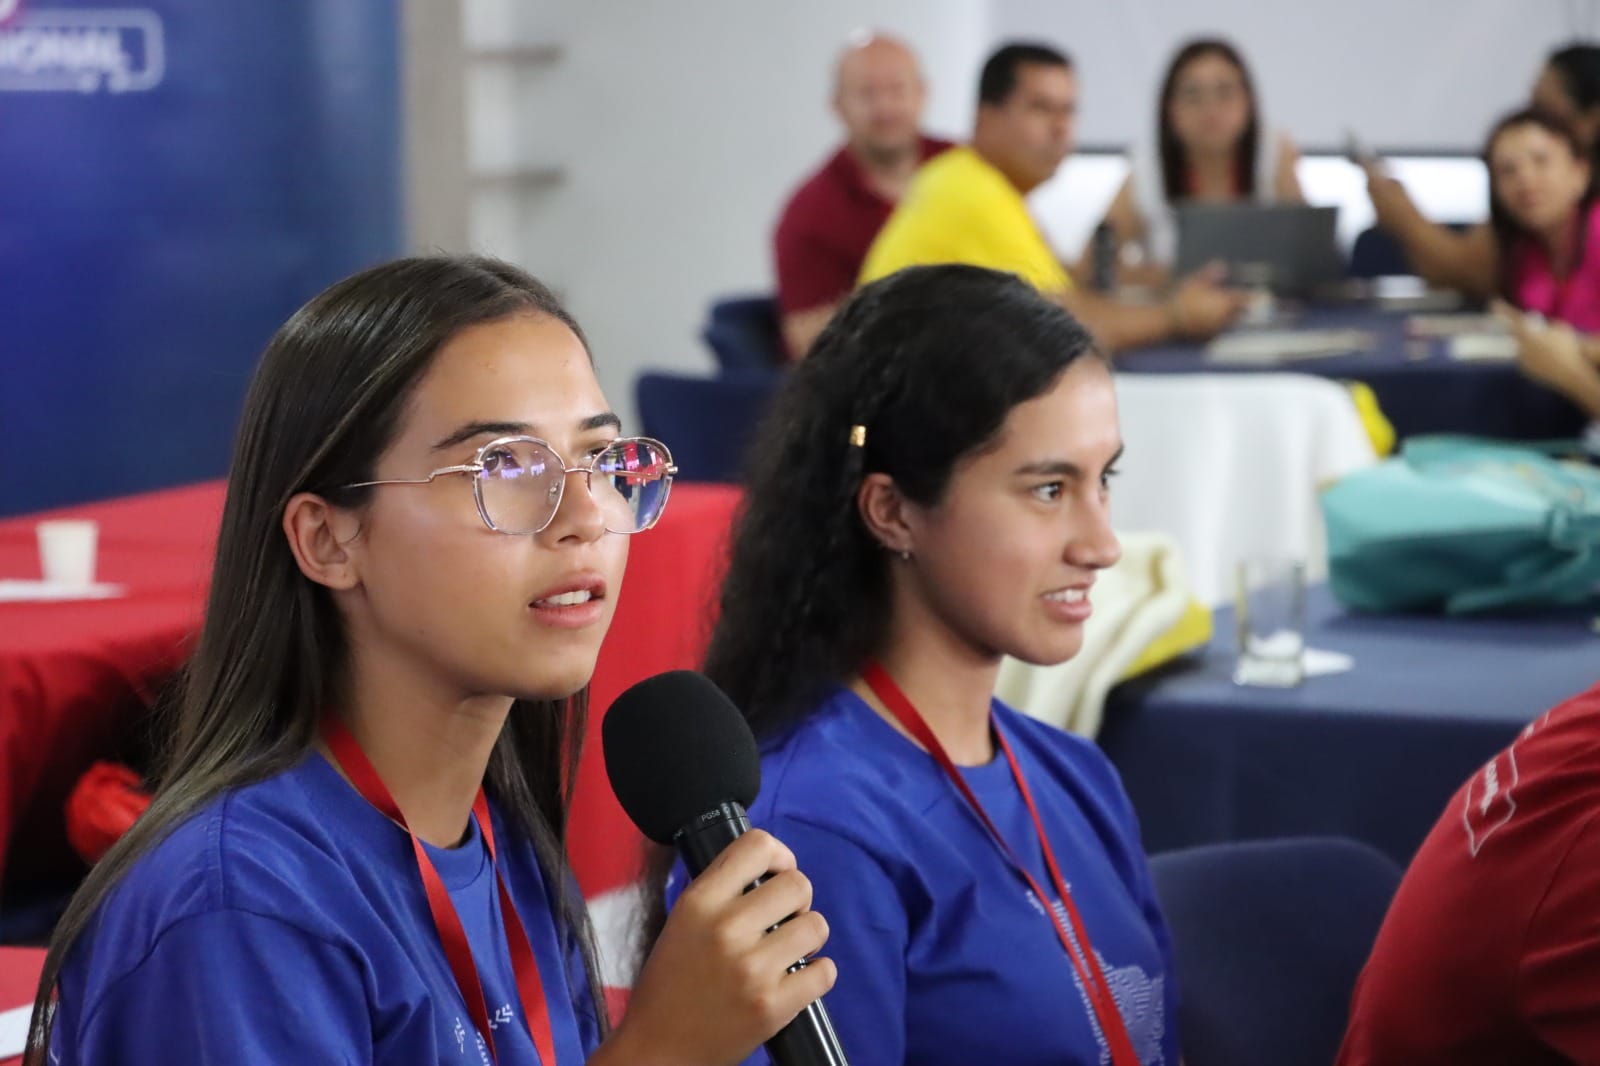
xmin=899 ymin=549 xmax=912 ymax=562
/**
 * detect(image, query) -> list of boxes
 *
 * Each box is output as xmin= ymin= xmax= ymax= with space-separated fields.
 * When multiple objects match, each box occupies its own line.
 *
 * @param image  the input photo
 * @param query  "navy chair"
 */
xmin=1347 ymin=227 xmax=1412 ymax=278
xmin=1150 ymin=836 xmax=1402 ymax=1066
xmin=702 ymin=295 xmax=787 ymax=371
xmin=0 ymin=881 xmax=74 ymax=946
xmin=635 ymin=369 xmax=784 ymax=484
xmin=1348 ymin=221 xmax=1475 ymax=279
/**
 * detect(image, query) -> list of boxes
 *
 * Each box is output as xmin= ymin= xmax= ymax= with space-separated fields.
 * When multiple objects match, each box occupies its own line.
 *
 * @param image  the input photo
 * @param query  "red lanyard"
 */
xmin=862 ymin=664 xmax=1140 ymax=1066
xmin=322 ymin=717 xmax=557 ymax=1066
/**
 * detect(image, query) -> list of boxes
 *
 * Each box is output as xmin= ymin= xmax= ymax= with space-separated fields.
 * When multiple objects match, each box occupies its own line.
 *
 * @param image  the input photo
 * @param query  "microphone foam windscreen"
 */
xmin=601 ymin=670 xmax=762 ymax=845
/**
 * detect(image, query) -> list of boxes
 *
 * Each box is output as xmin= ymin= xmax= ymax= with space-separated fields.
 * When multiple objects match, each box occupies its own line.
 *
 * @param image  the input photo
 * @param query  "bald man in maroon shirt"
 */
xmin=773 ymin=34 xmax=952 ymax=360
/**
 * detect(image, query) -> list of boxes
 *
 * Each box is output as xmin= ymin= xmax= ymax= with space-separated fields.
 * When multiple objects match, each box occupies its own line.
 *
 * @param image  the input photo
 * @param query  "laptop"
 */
xmin=1173 ymin=203 xmax=1343 ymax=298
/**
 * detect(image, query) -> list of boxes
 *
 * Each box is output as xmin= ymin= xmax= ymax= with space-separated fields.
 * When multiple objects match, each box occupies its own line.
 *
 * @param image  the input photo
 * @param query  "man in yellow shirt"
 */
xmin=863 ymin=42 xmax=1245 ymax=351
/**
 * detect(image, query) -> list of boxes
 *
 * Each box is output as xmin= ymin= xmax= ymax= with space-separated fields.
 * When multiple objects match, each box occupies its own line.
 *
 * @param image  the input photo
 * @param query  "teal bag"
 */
xmin=1321 ymin=436 xmax=1600 ymax=614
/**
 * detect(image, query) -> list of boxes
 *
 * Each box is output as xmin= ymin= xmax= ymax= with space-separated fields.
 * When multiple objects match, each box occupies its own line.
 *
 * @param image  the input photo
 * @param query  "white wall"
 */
xmin=452 ymin=0 xmax=988 ymax=431
xmin=991 ymin=0 xmax=1579 ymax=149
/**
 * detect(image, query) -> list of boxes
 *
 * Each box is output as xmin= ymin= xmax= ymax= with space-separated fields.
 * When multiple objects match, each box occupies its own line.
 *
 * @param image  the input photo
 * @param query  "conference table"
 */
xmin=0 ymin=480 xmax=742 ymax=911
xmin=0 ymin=946 xmax=43 ymax=1065
xmin=1100 ymin=586 xmax=1600 ymax=867
xmin=1118 ymin=306 xmax=1587 ymax=442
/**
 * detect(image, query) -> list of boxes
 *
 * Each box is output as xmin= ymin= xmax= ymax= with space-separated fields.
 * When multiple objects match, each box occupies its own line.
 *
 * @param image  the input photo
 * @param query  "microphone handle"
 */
xmin=675 ymin=803 xmax=852 ymax=1066
xmin=677 ymin=801 xmax=753 ymax=877
xmin=764 ymin=1003 xmax=851 ymax=1066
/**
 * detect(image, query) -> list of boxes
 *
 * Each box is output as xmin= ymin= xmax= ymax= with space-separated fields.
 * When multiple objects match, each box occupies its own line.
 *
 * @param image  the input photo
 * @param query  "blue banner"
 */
xmin=0 ymin=0 xmax=403 ymax=514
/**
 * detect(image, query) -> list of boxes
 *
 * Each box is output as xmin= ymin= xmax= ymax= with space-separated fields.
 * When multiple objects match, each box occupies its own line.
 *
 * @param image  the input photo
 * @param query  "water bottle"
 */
xmin=1091 ymin=222 xmax=1116 ymax=293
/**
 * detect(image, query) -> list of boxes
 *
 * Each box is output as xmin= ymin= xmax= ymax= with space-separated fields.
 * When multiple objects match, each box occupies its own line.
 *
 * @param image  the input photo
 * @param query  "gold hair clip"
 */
xmin=849 ymin=424 xmax=867 ymax=448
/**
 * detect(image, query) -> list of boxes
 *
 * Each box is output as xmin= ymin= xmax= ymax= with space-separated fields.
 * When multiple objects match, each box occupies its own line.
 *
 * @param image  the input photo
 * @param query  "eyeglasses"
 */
xmin=342 ymin=435 xmax=677 ymax=535
xmin=1174 ymin=81 xmax=1245 ymax=107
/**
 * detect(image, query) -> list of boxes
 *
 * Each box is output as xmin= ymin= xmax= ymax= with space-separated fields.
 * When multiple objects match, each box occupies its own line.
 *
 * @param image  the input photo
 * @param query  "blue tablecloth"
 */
xmin=1117 ymin=307 xmax=1586 ymax=442
xmin=1100 ymin=586 xmax=1600 ymax=865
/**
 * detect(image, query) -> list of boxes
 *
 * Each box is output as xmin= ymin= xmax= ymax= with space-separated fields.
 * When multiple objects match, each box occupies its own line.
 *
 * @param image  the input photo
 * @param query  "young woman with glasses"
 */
xmin=27 ymin=255 xmax=834 ymax=1065
xmin=664 ymin=264 xmax=1179 ymax=1066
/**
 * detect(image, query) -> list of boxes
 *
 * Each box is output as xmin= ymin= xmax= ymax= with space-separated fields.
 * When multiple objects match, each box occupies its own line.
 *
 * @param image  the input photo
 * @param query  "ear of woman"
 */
xmin=282 ymin=492 xmax=364 ymax=591
xmin=856 ymin=471 xmax=918 ymax=558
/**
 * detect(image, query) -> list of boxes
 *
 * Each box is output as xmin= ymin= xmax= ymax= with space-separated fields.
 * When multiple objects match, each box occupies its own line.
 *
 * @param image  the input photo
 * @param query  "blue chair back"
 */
xmin=1347 ymin=227 xmax=1412 ymax=278
xmin=1150 ymin=836 xmax=1402 ymax=1066
xmin=703 ymin=295 xmax=786 ymax=370
xmin=1348 ymin=222 xmax=1474 ymax=279
xmin=635 ymin=370 xmax=784 ymax=483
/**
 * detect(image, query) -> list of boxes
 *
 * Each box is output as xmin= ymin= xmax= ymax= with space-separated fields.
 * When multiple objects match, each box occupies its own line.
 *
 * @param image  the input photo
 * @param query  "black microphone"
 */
xmin=603 ymin=670 xmax=851 ymax=1066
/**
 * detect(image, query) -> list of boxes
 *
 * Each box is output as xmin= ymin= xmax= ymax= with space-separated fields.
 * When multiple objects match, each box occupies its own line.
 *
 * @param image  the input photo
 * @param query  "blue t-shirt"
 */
xmin=670 ymin=687 xmax=1179 ymax=1066
xmin=50 ymin=751 xmax=601 ymax=1065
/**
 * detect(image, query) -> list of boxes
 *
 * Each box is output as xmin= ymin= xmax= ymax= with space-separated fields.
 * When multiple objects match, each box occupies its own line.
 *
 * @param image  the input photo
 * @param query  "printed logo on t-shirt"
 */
xmin=1027 ymin=891 xmax=1167 ymax=1065
xmin=1462 ymin=711 xmax=1549 ymax=857
xmin=450 ymin=1004 xmax=515 ymax=1064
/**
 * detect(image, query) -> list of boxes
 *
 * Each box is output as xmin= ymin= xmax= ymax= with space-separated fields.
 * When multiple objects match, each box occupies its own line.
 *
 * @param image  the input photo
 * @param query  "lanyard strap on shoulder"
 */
xmin=323 ymin=716 xmax=558 ymax=1065
xmin=861 ymin=664 xmax=1140 ymax=1066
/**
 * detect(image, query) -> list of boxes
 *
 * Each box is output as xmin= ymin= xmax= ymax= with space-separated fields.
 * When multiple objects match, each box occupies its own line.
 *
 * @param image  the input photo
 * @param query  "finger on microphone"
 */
xmin=693 ymin=828 xmax=797 ymax=898
xmin=781 ymin=952 xmax=839 ymax=1004
xmin=744 ymin=953 xmax=839 ymax=1036
xmin=755 ymin=908 xmax=830 ymax=970
xmin=732 ymin=868 xmax=815 ymax=936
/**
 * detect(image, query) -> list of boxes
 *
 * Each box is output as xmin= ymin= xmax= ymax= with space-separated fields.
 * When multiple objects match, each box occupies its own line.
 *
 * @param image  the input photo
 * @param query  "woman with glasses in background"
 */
xmin=664 ymin=264 xmax=1179 ymax=1066
xmin=26 ymin=255 xmax=834 ymax=1065
xmin=1085 ymin=37 xmax=1303 ymax=286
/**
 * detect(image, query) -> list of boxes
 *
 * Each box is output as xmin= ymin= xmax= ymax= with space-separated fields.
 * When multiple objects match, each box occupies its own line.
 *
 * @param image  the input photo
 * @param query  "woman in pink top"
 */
xmin=1490 ymin=108 xmax=1600 ymax=329
xmin=1488 ymin=109 xmax=1600 ymax=443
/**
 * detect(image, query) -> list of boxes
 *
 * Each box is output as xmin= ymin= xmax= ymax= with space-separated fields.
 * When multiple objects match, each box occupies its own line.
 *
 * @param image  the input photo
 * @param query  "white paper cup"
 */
xmin=37 ymin=520 xmax=99 ymax=587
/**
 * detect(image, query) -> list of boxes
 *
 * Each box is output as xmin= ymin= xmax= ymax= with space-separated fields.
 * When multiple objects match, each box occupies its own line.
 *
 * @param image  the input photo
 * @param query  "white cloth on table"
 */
xmin=1109 ymin=372 xmax=1378 ymax=606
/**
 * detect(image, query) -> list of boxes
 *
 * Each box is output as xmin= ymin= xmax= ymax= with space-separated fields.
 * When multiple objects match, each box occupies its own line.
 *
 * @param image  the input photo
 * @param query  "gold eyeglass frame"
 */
xmin=342 ymin=434 xmax=678 ymax=535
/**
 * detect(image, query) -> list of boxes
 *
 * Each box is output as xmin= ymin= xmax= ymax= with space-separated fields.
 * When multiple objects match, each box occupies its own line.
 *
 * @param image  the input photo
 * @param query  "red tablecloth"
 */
xmin=0 ymin=481 xmax=739 ymax=902
xmin=0 ymin=946 xmax=44 ymax=1066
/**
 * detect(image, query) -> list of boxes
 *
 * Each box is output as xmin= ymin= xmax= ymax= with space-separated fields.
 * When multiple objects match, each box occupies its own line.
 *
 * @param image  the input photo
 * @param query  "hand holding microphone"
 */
xmin=602 ymin=671 xmax=850 ymax=1066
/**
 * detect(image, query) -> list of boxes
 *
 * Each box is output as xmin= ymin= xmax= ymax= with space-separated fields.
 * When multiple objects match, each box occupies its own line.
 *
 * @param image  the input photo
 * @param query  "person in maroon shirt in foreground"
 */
xmin=1339 ymin=681 xmax=1600 ymax=1064
xmin=773 ymin=32 xmax=952 ymax=359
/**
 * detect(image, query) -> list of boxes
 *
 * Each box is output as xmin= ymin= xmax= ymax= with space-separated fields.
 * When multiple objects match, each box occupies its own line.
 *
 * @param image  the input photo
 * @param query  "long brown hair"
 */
xmin=1485 ymin=107 xmax=1599 ymax=302
xmin=26 ymin=255 xmax=609 ymax=1059
xmin=1158 ymin=38 xmax=1261 ymax=204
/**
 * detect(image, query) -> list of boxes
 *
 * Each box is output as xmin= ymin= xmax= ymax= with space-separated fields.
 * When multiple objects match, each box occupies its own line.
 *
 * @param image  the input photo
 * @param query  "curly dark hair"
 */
xmin=703 ymin=264 xmax=1103 ymax=741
